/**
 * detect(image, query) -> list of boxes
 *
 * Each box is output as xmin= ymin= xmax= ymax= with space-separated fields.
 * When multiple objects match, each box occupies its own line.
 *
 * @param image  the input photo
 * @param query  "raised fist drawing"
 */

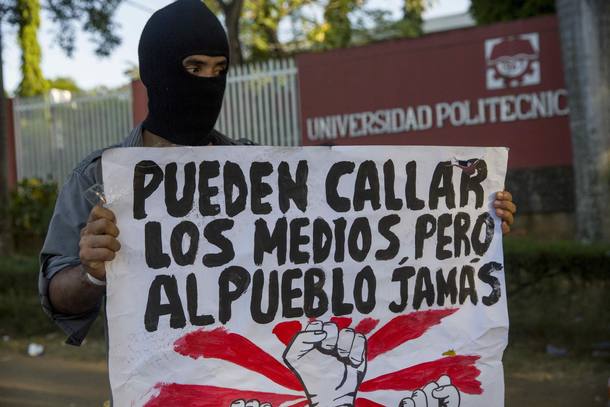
xmin=398 ymin=375 xmax=460 ymax=407
xmin=283 ymin=320 xmax=367 ymax=407
xmin=229 ymin=401 xmax=271 ymax=407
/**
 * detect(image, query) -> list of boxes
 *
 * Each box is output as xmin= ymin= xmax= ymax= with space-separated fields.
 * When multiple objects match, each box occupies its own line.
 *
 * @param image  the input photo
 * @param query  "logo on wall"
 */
xmin=485 ymin=33 xmax=541 ymax=90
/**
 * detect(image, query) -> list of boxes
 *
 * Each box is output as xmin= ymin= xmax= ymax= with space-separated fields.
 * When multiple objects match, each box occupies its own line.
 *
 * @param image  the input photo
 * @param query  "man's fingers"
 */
xmin=502 ymin=222 xmax=511 ymax=235
xmin=86 ymin=261 xmax=105 ymax=271
xmin=348 ymin=333 xmax=366 ymax=366
xmin=496 ymin=190 xmax=512 ymax=202
xmin=320 ymin=322 xmax=338 ymax=351
xmin=432 ymin=385 xmax=460 ymax=406
xmin=493 ymin=199 xmax=516 ymax=214
xmin=495 ymin=208 xmax=514 ymax=226
xmin=81 ymin=235 xmax=121 ymax=252
xmin=80 ymin=247 xmax=116 ymax=262
xmin=86 ymin=218 xmax=120 ymax=237
xmin=336 ymin=328 xmax=355 ymax=358
xmin=88 ymin=205 xmax=116 ymax=223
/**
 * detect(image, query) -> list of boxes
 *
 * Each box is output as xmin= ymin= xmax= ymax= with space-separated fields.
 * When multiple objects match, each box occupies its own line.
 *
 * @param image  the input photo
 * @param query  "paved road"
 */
xmin=0 ymin=352 xmax=109 ymax=407
xmin=0 ymin=347 xmax=607 ymax=406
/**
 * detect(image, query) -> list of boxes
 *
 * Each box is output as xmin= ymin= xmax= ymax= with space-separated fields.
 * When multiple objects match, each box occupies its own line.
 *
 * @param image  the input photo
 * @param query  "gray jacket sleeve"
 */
xmin=39 ymin=152 xmax=104 ymax=345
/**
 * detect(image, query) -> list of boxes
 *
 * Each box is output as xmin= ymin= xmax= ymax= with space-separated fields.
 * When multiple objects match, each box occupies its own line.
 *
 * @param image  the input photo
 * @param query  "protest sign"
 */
xmin=102 ymin=146 xmax=509 ymax=406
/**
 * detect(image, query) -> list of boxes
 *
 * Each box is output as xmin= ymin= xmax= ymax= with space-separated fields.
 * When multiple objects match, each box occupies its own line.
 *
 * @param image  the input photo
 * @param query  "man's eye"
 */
xmin=188 ymin=67 xmax=200 ymax=73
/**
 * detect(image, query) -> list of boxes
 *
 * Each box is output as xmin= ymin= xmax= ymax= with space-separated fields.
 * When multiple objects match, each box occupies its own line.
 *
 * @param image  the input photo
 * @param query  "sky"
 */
xmin=1 ymin=0 xmax=470 ymax=94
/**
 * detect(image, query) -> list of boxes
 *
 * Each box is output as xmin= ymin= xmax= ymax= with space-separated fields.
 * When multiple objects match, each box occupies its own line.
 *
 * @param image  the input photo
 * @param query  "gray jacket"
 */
xmin=38 ymin=124 xmax=241 ymax=345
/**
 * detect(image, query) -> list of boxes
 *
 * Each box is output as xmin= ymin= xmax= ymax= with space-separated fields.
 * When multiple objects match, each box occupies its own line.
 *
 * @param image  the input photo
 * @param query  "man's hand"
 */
xmin=399 ymin=375 xmax=460 ymax=407
xmin=494 ymin=191 xmax=517 ymax=235
xmin=79 ymin=205 xmax=121 ymax=281
xmin=283 ymin=320 xmax=367 ymax=407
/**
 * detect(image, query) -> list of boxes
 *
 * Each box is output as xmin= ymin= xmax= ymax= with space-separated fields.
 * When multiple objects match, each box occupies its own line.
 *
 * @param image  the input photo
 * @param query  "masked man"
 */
xmin=39 ymin=0 xmax=517 ymax=346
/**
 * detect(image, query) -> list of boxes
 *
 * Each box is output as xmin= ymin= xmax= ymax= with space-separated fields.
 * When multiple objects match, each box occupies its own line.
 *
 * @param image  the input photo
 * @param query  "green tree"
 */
xmin=242 ymin=0 xmax=310 ymax=61
xmin=303 ymin=0 xmax=364 ymax=50
xmin=320 ymin=0 xmax=362 ymax=49
xmin=45 ymin=0 xmax=122 ymax=57
xmin=0 ymin=0 xmax=123 ymax=253
xmin=48 ymin=76 xmax=81 ymax=93
xmin=470 ymin=0 xmax=555 ymax=25
xmin=345 ymin=0 xmax=431 ymax=46
xmin=400 ymin=0 xmax=427 ymax=36
xmin=16 ymin=0 xmax=48 ymax=97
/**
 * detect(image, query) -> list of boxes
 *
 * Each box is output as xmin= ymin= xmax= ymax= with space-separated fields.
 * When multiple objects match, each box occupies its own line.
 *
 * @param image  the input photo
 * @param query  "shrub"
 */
xmin=504 ymin=238 xmax=610 ymax=349
xmin=8 ymin=178 xmax=58 ymax=253
xmin=0 ymin=255 xmax=104 ymax=338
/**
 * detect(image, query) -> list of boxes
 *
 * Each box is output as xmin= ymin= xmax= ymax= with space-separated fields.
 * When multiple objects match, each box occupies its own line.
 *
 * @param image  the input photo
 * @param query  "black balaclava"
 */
xmin=138 ymin=0 xmax=229 ymax=146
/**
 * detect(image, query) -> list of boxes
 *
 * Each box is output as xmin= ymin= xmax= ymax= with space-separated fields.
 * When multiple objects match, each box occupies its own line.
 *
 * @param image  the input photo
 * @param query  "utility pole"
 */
xmin=557 ymin=0 xmax=610 ymax=243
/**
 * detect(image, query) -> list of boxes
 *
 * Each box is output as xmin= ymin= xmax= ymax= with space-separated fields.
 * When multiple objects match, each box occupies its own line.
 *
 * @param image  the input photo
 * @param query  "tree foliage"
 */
xmin=242 ymin=0 xmax=310 ymax=61
xmin=15 ymin=0 xmax=47 ymax=97
xmin=470 ymin=0 xmax=555 ymax=25
xmin=310 ymin=0 xmax=363 ymax=50
xmin=1 ymin=0 xmax=123 ymax=96
xmin=351 ymin=0 xmax=429 ymax=45
xmin=402 ymin=0 xmax=426 ymax=36
xmin=45 ymin=0 xmax=122 ymax=57
xmin=48 ymin=76 xmax=81 ymax=93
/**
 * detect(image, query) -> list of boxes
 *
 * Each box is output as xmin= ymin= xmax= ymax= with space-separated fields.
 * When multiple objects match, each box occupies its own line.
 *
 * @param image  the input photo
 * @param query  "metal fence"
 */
xmin=13 ymin=91 xmax=133 ymax=183
xmin=217 ymin=58 xmax=301 ymax=146
xmin=13 ymin=58 xmax=301 ymax=184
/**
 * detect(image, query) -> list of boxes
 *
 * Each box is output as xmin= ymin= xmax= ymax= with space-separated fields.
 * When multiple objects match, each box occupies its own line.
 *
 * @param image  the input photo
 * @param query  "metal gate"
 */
xmin=13 ymin=91 xmax=133 ymax=183
xmin=217 ymin=58 xmax=300 ymax=146
xmin=13 ymin=58 xmax=301 ymax=184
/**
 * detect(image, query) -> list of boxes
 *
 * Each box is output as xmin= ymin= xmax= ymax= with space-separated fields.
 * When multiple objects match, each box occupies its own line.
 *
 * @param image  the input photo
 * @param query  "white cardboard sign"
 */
xmin=103 ymin=146 xmax=509 ymax=407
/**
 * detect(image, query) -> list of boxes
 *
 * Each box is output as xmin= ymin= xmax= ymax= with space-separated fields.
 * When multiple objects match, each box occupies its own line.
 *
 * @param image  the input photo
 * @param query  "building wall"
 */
xmin=296 ymin=15 xmax=574 ymax=239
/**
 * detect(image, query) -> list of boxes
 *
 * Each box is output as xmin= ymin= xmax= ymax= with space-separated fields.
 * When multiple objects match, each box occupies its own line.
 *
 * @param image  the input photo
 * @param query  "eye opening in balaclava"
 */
xmin=179 ymin=52 xmax=229 ymax=79
xmin=138 ymin=0 xmax=230 ymax=146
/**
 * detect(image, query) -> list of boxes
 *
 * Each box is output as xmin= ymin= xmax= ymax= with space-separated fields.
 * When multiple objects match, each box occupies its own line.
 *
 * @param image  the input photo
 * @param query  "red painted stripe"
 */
xmin=367 ymin=309 xmax=458 ymax=361
xmin=174 ymin=328 xmax=303 ymax=391
xmin=330 ymin=316 xmax=352 ymax=330
xmin=272 ymin=321 xmax=303 ymax=346
xmin=145 ymin=383 xmax=305 ymax=406
xmin=360 ymin=355 xmax=482 ymax=394
xmin=354 ymin=318 xmax=380 ymax=335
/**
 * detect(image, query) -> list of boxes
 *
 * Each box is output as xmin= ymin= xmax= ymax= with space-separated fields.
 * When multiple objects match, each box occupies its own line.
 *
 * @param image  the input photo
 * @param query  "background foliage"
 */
xmin=470 ymin=0 xmax=556 ymax=24
xmin=7 ymin=178 xmax=57 ymax=251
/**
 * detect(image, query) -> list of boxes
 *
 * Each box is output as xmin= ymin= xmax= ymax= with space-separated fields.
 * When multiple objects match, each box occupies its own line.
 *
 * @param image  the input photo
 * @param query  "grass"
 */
xmin=0 ymin=255 xmax=105 ymax=339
